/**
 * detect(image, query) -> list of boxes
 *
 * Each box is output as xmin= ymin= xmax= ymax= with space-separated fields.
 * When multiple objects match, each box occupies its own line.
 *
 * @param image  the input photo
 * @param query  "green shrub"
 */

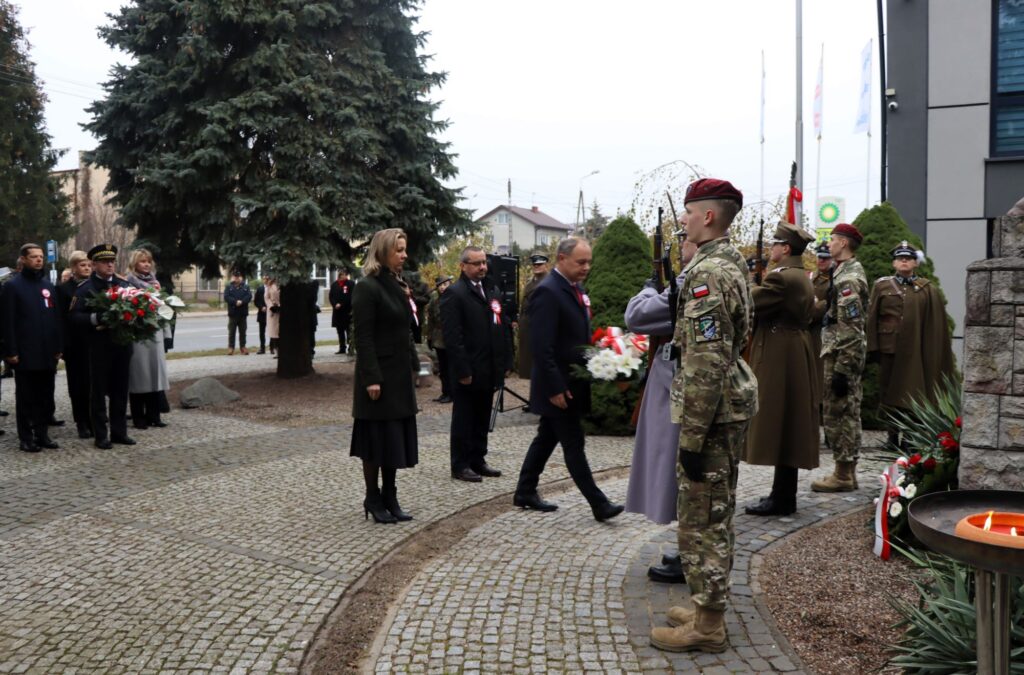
xmin=587 ymin=215 xmax=650 ymax=329
xmin=887 ymin=547 xmax=1024 ymax=673
xmin=583 ymin=380 xmax=641 ymax=436
xmin=852 ymin=202 xmax=955 ymax=429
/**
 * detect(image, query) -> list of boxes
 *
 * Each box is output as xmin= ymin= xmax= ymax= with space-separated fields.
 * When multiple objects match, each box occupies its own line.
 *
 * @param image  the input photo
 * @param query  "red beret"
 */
xmin=684 ymin=178 xmax=743 ymax=208
xmin=831 ymin=223 xmax=863 ymax=244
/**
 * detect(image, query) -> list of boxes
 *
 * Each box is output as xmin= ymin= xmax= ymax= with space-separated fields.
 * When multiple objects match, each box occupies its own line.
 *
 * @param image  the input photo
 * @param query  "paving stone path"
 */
xmin=0 ymin=352 xmax=887 ymax=673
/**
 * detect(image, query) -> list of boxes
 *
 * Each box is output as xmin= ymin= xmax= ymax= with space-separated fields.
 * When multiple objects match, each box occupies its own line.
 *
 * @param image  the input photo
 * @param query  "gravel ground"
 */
xmin=760 ymin=506 xmax=920 ymax=674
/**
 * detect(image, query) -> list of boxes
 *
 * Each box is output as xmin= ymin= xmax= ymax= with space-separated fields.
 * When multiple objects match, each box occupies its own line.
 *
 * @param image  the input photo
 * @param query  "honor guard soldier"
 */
xmin=651 ymin=178 xmax=757 ymax=654
xmin=866 ymin=241 xmax=955 ymax=448
xmin=810 ymin=223 xmax=868 ymax=492
xmin=70 ymin=244 xmax=136 ymax=449
xmin=809 ymin=241 xmax=832 ymax=391
xmin=516 ymin=253 xmax=549 ymax=384
xmin=743 ymin=222 xmax=820 ymax=516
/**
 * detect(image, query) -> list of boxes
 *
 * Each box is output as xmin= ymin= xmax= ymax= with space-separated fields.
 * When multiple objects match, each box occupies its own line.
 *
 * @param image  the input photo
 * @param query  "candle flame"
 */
xmin=984 ymin=511 xmax=994 ymax=531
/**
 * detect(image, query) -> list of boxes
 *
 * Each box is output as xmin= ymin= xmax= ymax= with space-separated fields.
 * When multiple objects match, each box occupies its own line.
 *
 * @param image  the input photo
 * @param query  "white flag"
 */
xmin=813 ymin=45 xmax=824 ymax=138
xmin=854 ymin=39 xmax=873 ymax=134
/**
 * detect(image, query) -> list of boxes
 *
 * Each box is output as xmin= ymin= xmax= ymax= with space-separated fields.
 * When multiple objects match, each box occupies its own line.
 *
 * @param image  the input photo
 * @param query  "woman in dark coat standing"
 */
xmin=351 ymin=228 xmax=420 ymax=524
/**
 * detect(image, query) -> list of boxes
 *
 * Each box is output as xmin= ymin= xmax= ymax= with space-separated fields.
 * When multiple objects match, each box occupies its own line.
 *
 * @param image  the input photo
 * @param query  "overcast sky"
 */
xmin=21 ymin=0 xmax=883 ymax=229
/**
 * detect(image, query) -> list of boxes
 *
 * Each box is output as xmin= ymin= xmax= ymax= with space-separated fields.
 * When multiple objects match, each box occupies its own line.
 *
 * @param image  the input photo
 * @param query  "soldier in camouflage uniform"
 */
xmin=650 ymin=178 xmax=758 ymax=654
xmin=811 ymin=223 xmax=869 ymax=492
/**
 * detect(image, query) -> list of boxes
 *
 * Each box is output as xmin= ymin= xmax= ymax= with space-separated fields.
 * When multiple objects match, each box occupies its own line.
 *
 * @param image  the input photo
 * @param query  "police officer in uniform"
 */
xmin=742 ymin=222 xmax=819 ymax=516
xmin=651 ymin=178 xmax=758 ymax=654
xmin=810 ymin=223 xmax=868 ymax=492
xmin=71 ymin=244 xmax=136 ymax=449
xmin=866 ymin=241 xmax=956 ymax=448
xmin=809 ymin=242 xmax=832 ymax=391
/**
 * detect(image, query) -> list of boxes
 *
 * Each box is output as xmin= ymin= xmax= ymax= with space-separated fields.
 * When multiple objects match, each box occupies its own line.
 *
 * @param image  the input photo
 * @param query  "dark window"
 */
xmin=993 ymin=0 xmax=1024 ymax=156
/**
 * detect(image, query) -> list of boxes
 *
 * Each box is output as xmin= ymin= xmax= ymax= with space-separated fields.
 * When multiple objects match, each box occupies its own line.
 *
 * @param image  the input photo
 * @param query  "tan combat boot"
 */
xmin=811 ymin=460 xmax=857 ymax=492
xmin=650 ymin=606 xmax=728 ymax=653
xmin=666 ymin=604 xmax=696 ymax=627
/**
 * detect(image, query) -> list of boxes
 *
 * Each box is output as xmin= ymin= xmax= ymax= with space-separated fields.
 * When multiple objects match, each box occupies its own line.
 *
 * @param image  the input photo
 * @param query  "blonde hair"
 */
xmin=69 ymin=250 xmax=89 ymax=266
xmin=362 ymin=228 xmax=407 ymax=277
xmin=129 ymin=248 xmax=155 ymax=273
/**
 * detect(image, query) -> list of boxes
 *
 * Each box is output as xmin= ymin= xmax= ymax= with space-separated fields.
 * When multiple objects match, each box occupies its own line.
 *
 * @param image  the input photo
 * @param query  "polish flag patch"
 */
xmin=841 ymin=287 xmax=853 ymax=297
xmin=691 ymin=284 xmax=710 ymax=298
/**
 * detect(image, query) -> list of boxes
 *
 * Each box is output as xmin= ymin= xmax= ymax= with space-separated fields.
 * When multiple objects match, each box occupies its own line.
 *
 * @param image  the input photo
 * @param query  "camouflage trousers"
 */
xmin=822 ymin=356 xmax=862 ymax=462
xmin=676 ymin=421 xmax=747 ymax=612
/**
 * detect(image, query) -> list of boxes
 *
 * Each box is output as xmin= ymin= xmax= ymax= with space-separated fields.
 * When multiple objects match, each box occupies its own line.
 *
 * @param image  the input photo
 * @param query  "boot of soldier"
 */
xmin=665 ymin=603 xmax=696 ymax=627
xmin=887 ymin=430 xmax=900 ymax=450
xmin=811 ymin=460 xmax=857 ymax=493
xmin=650 ymin=606 xmax=728 ymax=653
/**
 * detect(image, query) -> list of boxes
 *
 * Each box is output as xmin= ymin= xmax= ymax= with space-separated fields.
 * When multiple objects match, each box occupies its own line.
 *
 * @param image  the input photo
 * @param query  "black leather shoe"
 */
xmin=744 ymin=496 xmax=796 ymax=516
xmin=452 ymin=468 xmax=482 ymax=483
xmin=19 ymin=439 xmax=41 ymax=453
xmin=95 ymin=438 xmax=113 ymax=449
xmin=0 ymin=408 xmax=9 ymax=415
xmin=48 ymin=417 xmax=65 ymax=427
xmin=111 ymin=435 xmax=137 ymax=446
xmin=435 ymin=395 xmax=452 ymax=403
xmin=472 ymin=463 xmax=502 ymax=478
xmin=648 ymin=555 xmax=686 ymax=584
xmin=34 ymin=436 xmax=59 ymax=449
xmin=592 ymin=501 xmax=625 ymax=522
xmin=149 ymin=420 xmax=168 ymax=428
xmin=133 ymin=423 xmax=149 ymax=430
xmin=77 ymin=424 xmax=93 ymax=439
xmin=513 ymin=493 xmax=558 ymax=512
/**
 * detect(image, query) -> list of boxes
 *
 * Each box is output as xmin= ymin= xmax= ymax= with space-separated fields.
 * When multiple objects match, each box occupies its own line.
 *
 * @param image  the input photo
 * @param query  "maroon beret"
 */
xmin=831 ymin=223 xmax=863 ymax=244
xmin=684 ymin=178 xmax=743 ymax=208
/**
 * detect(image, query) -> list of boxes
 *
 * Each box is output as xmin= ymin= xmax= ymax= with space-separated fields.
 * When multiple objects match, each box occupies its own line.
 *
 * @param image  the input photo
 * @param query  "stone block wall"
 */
xmin=959 ymin=215 xmax=1024 ymax=489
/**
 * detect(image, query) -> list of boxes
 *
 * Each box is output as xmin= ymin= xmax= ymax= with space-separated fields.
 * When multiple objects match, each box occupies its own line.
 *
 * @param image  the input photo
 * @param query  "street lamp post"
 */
xmin=576 ymin=170 xmax=600 ymax=238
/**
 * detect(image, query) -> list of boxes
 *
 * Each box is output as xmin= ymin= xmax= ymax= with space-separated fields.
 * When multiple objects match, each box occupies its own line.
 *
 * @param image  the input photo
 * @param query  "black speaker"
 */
xmin=485 ymin=254 xmax=520 ymax=322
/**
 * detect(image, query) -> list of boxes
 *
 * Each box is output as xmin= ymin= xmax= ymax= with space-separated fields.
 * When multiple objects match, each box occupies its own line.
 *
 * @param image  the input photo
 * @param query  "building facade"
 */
xmin=886 ymin=0 xmax=1024 ymax=356
xmin=476 ymin=205 xmax=570 ymax=254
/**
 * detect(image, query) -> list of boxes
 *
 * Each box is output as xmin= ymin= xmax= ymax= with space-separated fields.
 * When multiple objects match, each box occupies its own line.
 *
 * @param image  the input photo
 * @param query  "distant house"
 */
xmin=476 ymin=205 xmax=571 ymax=254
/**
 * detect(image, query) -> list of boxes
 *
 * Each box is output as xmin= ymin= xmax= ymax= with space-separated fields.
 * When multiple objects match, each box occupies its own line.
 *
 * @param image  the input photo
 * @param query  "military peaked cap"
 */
xmin=890 ymin=240 xmax=917 ymax=259
xmin=87 ymin=244 xmax=118 ymax=261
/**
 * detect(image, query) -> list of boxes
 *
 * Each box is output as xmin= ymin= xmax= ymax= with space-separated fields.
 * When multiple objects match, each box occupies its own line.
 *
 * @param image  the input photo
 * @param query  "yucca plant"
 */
xmin=883 ymin=373 xmax=962 ymax=459
xmin=888 ymin=546 xmax=1024 ymax=673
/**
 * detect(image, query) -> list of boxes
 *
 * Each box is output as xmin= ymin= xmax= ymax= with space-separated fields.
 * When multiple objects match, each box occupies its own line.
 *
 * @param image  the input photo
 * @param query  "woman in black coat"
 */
xmin=351 ymin=228 xmax=420 ymax=524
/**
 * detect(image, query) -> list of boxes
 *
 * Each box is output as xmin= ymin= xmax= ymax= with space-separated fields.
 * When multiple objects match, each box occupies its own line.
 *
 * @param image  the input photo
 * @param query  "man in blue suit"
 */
xmin=513 ymin=237 xmax=624 ymax=522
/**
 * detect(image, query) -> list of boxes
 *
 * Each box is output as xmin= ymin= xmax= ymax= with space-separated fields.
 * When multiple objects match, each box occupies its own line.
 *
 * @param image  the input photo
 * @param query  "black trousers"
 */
xmin=227 ymin=315 xmax=247 ymax=349
xmin=450 ymin=385 xmax=494 ymax=472
xmin=516 ymin=414 xmax=605 ymax=506
xmin=65 ymin=351 xmax=91 ymax=428
xmin=90 ymin=343 xmax=131 ymax=441
xmin=257 ymin=318 xmax=267 ymax=350
xmin=14 ymin=369 xmax=55 ymax=442
xmin=436 ymin=349 xmax=451 ymax=396
xmin=129 ymin=391 xmax=163 ymax=426
xmin=770 ymin=465 xmax=799 ymax=504
xmin=335 ymin=318 xmax=350 ymax=353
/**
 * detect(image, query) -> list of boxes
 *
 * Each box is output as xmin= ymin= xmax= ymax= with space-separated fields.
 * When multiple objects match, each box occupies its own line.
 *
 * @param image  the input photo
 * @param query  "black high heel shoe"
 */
xmin=382 ymin=488 xmax=413 ymax=522
xmin=364 ymin=496 xmax=398 ymax=524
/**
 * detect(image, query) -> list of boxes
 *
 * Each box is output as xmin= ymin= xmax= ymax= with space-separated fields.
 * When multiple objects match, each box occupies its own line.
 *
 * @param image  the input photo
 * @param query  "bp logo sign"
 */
xmin=815 ymin=196 xmax=845 ymax=230
xmin=818 ymin=202 xmax=840 ymax=224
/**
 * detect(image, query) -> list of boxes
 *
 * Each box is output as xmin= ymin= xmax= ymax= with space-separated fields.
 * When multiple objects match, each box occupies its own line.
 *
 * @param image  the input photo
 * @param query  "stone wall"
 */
xmin=959 ymin=215 xmax=1024 ymax=489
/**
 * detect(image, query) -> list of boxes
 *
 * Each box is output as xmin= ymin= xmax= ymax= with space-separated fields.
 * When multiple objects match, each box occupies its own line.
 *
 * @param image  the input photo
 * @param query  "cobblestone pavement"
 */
xmin=0 ymin=352 xmax=888 ymax=673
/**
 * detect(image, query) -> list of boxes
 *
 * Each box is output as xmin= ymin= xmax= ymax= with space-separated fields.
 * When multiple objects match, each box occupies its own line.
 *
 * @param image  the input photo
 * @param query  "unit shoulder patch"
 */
xmin=693 ymin=314 xmax=722 ymax=343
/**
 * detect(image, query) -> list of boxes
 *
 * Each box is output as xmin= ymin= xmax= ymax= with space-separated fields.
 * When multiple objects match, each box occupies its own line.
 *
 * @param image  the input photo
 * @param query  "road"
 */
xmin=172 ymin=313 xmax=340 ymax=352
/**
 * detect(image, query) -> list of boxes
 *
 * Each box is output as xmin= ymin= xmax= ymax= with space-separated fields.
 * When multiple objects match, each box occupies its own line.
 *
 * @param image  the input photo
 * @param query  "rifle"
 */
xmin=824 ymin=261 xmax=837 ymax=328
xmin=630 ymin=207 xmax=673 ymax=427
xmin=651 ymin=207 xmax=665 ymax=293
xmin=753 ymin=217 xmax=765 ymax=285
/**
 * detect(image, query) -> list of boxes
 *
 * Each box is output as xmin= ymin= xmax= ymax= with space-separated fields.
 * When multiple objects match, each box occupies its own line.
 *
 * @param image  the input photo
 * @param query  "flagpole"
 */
xmin=760 ymin=50 xmax=765 ymax=229
xmin=794 ymin=0 xmax=804 ymax=227
xmin=814 ymin=43 xmax=823 ymax=234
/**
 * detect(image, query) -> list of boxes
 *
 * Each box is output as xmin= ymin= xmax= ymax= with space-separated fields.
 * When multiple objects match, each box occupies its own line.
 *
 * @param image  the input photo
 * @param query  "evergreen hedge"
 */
xmin=851 ymin=202 xmax=956 ymax=429
xmin=587 ymin=215 xmax=651 ymax=329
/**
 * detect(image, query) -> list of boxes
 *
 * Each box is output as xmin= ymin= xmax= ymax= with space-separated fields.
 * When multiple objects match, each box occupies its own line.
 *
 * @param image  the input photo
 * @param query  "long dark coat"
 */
xmin=440 ymin=275 xmax=513 ymax=391
xmin=743 ymin=256 xmax=821 ymax=470
xmin=0 ymin=268 xmax=63 ymax=370
xmin=351 ymin=272 xmax=419 ymax=420
xmin=516 ymin=273 xmax=546 ymax=378
xmin=329 ymin=278 xmax=354 ymax=328
xmin=528 ymin=270 xmax=591 ymax=418
xmin=866 ymin=276 xmax=955 ymax=410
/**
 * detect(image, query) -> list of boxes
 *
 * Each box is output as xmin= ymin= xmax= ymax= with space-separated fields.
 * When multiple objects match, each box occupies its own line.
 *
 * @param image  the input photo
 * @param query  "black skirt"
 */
xmin=350 ymin=416 xmax=419 ymax=469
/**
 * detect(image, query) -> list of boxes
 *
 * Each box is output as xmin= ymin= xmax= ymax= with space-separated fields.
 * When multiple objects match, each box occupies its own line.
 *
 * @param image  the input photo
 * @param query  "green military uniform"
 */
xmin=820 ymin=258 xmax=868 ymax=464
xmin=809 ymin=265 xmax=830 ymax=389
xmin=425 ymin=290 xmax=445 ymax=349
xmin=671 ymin=236 xmax=758 ymax=612
xmin=516 ymin=272 xmax=546 ymax=378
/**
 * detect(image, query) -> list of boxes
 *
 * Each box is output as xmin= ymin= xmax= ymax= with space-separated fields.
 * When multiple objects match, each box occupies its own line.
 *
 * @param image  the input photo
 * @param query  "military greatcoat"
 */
xmin=516 ymin=273 xmax=546 ymax=378
xmin=742 ymin=257 xmax=820 ymax=470
xmin=866 ymin=275 xmax=955 ymax=410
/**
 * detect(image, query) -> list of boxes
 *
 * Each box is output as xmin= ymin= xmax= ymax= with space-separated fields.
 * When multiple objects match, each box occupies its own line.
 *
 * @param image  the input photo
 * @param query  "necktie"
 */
xmin=475 ymin=282 xmax=485 ymax=299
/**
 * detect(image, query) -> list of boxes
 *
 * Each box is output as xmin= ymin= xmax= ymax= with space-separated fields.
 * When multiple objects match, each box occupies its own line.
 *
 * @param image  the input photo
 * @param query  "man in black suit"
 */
xmin=441 ymin=246 xmax=513 ymax=482
xmin=329 ymin=268 xmax=355 ymax=354
xmin=513 ymin=238 xmax=624 ymax=521
xmin=253 ymin=276 xmax=268 ymax=354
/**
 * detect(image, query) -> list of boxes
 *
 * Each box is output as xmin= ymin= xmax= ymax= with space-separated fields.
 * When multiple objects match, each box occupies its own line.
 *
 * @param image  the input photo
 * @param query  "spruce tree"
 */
xmin=86 ymin=0 xmax=471 ymax=376
xmin=852 ymin=202 xmax=956 ymax=427
xmin=0 ymin=1 xmax=71 ymax=264
xmin=587 ymin=215 xmax=650 ymax=329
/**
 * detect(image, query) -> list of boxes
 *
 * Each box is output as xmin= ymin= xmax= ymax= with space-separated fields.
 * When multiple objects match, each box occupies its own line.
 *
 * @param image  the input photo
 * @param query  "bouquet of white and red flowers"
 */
xmin=577 ymin=326 xmax=649 ymax=382
xmin=87 ymin=286 xmax=176 ymax=346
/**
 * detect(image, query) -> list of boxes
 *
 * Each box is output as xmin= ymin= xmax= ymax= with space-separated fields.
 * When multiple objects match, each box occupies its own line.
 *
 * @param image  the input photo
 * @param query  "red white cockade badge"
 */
xmin=489 ymin=299 xmax=502 ymax=325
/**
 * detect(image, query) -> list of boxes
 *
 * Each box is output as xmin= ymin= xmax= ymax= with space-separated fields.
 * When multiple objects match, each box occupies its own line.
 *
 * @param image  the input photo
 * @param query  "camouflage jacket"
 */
xmin=425 ymin=290 xmax=444 ymax=348
xmin=821 ymin=258 xmax=868 ymax=377
xmin=670 ymin=237 xmax=759 ymax=450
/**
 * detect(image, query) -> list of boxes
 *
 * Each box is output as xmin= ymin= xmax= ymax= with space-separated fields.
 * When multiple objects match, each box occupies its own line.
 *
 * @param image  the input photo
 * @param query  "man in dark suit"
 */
xmin=513 ymin=238 xmax=624 ymax=521
xmin=1 ymin=243 xmax=63 ymax=452
xmin=253 ymin=276 xmax=268 ymax=354
xmin=329 ymin=268 xmax=355 ymax=354
xmin=441 ymin=246 xmax=513 ymax=482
